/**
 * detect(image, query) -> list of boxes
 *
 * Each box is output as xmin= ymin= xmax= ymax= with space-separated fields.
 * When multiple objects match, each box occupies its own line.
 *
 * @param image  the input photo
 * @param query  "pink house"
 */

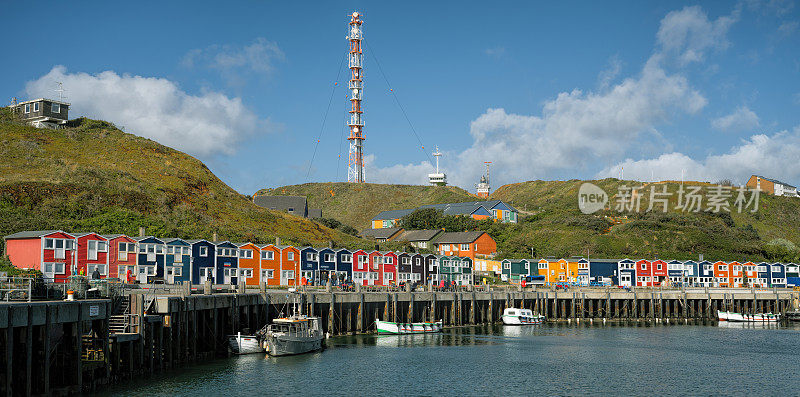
xmin=4 ymin=230 xmax=76 ymax=282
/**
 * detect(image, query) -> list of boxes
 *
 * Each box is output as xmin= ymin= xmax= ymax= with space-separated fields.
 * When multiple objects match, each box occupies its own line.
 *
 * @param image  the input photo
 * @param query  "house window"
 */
xmin=461 ymin=244 xmax=469 ymax=251
xmin=503 ymin=262 xmax=510 ymax=269
xmin=239 ymin=249 xmax=253 ymax=259
xmin=342 ymin=254 xmax=352 ymax=263
xmin=641 ymin=264 xmax=647 ymax=270
xmin=306 ymin=253 xmax=318 ymax=261
xmin=415 ymin=258 xmax=421 ymax=265
xmin=33 ymin=102 xmax=39 ymax=112
xmin=173 ymin=267 xmax=183 ymax=277
xmin=261 ymin=251 xmax=274 ymax=260
xmin=402 ymin=257 xmax=410 ymax=265
xmin=288 ymin=207 xmax=294 ymax=213
xmin=287 ymin=252 xmax=295 ymax=261
xmin=324 ymin=253 xmax=334 ymax=262
xmin=52 ymin=103 xmax=60 ymax=113
xmin=262 ymin=269 xmax=274 ymax=280
xmin=384 ymin=257 xmax=393 ymax=264
xmin=282 ymin=270 xmax=295 ymax=279
xmin=44 ymin=238 xmax=54 ymax=249
xmin=24 ymin=104 xmax=30 ymax=113
xmin=442 ymin=244 xmax=450 ymax=252
xmin=418 ymin=242 xmax=427 ymax=248
xmin=240 ymin=269 xmax=253 ymax=278
xmin=772 ymin=265 xmax=781 ymax=272
xmin=384 ymin=272 xmax=393 ymax=280
xmin=200 ymin=246 xmax=208 ymax=257
xmin=656 ymin=263 xmax=662 ymax=270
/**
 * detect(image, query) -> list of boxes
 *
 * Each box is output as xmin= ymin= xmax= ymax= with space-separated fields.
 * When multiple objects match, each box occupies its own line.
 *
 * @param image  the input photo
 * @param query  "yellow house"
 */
xmin=538 ymin=258 xmax=569 ymax=284
xmin=474 ymin=258 xmax=502 ymax=275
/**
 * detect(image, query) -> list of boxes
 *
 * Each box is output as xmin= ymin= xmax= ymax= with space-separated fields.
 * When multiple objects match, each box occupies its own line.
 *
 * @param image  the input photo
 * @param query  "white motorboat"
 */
xmin=501 ymin=308 xmax=545 ymax=325
xmin=227 ymin=332 xmax=265 ymax=354
xmin=258 ymin=315 xmax=324 ymax=356
xmin=717 ymin=310 xmax=780 ymax=323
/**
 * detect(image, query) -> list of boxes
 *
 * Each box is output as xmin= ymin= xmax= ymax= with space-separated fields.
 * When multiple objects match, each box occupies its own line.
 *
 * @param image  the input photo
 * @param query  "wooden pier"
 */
xmin=1 ymin=286 xmax=797 ymax=395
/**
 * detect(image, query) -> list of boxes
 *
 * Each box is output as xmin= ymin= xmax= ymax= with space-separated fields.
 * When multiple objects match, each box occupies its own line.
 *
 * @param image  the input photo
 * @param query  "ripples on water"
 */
xmin=101 ymin=323 xmax=800 ymax=397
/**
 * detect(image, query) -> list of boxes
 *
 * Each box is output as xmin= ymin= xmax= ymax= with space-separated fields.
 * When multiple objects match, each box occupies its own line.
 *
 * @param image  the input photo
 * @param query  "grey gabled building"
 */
xmin=8 ymin=98 xmax=70 ymax=129
xmin=253 ymin=195 xmax=322 ymax=218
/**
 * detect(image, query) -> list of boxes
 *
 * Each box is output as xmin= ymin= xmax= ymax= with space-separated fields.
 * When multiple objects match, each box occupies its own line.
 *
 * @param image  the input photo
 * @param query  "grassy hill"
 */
xmin=0 ymin=112 xmax=365 ymax=251
xmin=259 ymin=178 xmax=800 ymax=262
xmin=256 ymin=182 xmax=478 ymax=229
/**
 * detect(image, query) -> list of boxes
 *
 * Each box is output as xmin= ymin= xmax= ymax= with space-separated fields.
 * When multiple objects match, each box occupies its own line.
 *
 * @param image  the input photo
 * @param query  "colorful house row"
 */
xmin=370 ymin=200 xmax=518 ymax=229
xmin=3 ymin=230 xmax=475 ymax=286
xmin=359 ymin=228 xmax=498 ymax=260
xmin=498 ymin=256 xmax=800 ymax=288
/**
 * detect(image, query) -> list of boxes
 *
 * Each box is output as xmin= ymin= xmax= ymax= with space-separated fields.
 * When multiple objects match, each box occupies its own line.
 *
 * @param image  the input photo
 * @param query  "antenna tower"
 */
xmin=54 ymin=82 xmax=67 ymax=101
xmin=346 ymin=11 xmax=365 ymax=183
xmin=476 ymin=162 xmax=491 ymax=198
xmin=428 ymin=146 xmax=447 ymax=185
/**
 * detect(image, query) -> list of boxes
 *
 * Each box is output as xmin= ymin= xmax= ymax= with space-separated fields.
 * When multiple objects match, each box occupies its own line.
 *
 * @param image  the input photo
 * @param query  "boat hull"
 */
xmin=264 ymin=334 xmax=324 ymax=356
xmin=227 ymin=334 xmax=265 ymax=355
xmin=375 ymin=320 xmax=443 ymax=334
xmin=501 ymin=315 xmax=545 ymax=325
xmin=717 ymin=310 xmax=780 ymax=323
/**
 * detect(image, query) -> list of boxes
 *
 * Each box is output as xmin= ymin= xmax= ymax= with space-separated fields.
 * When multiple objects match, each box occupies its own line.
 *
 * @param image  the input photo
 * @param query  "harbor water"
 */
xmin=101 ymin=323 xmax=800 ymax=396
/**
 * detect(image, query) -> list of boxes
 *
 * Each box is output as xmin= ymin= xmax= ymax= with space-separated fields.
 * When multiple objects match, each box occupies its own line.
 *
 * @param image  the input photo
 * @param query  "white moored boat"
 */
xmin=717 ymin=310 xmax=780 ymax=323
xmin=501 ymin=308 xmax=545 ymax=325
xmin=227 ymin=332 xmax=265 ymax=354
xmin=375 ymin=319 xmax=443 ymax=334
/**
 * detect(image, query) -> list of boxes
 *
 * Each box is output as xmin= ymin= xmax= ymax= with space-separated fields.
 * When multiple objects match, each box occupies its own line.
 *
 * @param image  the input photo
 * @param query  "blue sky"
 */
xmin=2 ymin=1 xmax=799 ymax=193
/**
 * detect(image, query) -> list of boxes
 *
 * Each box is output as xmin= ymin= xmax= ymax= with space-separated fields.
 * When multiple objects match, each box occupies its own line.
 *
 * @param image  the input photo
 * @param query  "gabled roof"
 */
xmin=4 ymin=230 xmax=66 ymax=239
xmin=186 ymin=239 xmax=212 ymax=244
xmin=371 ymin=209 xmax=415 ymax=221
xmin=392 ymin=229 xmax=443 ymax=242
xmin=253 ymin=196 xmax=307 ymax=213
xmin=434 ymin=231 xmax=487 ymax=244
xmin=101 ymin=234 xmax=130 ymax=240
xmin=12 ymin=98 xmax=71 ymax=106
xmin=73 ymin=232 xmax=106 ymax=239
xmin=162 ymin=237 xmax=190 ymax=245
xmin=359 ymin=227 xmax=403 ymax=240
xmin=132 ymin=236 xmax=164 ymax=243
xmin=752 ymin=175 xmax=796 ymax=189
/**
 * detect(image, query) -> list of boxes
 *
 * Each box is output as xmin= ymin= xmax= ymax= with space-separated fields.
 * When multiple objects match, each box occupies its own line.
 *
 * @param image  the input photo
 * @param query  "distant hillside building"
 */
xmin=434 ymin=231 xmax=497 ymax=260
xmin=370 ymin=200 xmax=518 ymax=229
xmin=746 ymin=175 xmax=798 ymax=197
xmin=8 ymin=98 xmax=70 ymax=129
xmin=391 ymin=229 xmax=443 ymax=249
xmin=253 ymin=195 xmax=322 ymax=218
xmin=358 ymin=227 xmax=404 ymax=242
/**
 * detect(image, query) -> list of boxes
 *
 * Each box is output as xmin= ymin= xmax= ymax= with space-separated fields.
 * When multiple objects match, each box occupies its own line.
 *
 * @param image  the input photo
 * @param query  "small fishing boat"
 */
xmin=258 ymin=315 xmax=325 ymax=356
xmin=375 ymin=319 xmax=443 ymax=334
xmin=717 ymin=310 xmax=780 ymax=323
xmin=501 ymin=308 xmax=545 ymax=325
xmin=227 ymin=332 xmax=265 ymax=355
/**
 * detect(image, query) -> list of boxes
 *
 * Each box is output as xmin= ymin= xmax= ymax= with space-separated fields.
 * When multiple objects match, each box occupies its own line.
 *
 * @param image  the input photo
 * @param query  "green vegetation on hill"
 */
xmin=0 ymin=111 xmax=365 ymax=251
xmin=256 ymin=182 xmax=477 ymax=229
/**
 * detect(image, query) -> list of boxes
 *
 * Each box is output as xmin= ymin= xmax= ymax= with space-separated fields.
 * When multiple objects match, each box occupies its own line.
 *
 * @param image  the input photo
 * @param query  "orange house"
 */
xmin=741 ymin=261 xmax=758 ymax=286
xmin=727 ymin=261 xmax=743 ymax=287
xmin=280 ymin=246 xmax=301 ymax=286
xmin=538 ymin=258 xmax=569 ymax=284
xmin=237 ymin=242 xmax=261 ymax=286
xmin=259 ymin=244 xmax=282 ymax=286
xmin=434 ymin=231 xmax=497 ymax=260
xmin=713 ymin=261 xmax=730 ymax=287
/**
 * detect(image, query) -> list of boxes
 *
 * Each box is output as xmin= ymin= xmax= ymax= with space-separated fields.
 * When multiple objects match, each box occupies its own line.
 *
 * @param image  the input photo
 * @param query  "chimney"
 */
xmin=212 ymin=232 xmax=218 ymax=242
xmin=275 ymin=237 xmax=281 ymax=245
xmin=328 ymin=240 xmax=334 ymax=248
xmin=138 ymin=227 xmax=145 ymax=237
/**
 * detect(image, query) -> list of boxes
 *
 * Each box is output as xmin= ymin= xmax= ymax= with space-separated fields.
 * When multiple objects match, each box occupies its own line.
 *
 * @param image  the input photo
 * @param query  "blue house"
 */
xmin=769 ymin=263 xmax=786 ymax=287
xmin=666 ymin=260 xmax=684 ymax=285
xmin=616 ymin=259 xmax=635 ymax=287
xmin=299 ymin=247 xmax=319 ymax=284
xmin=589 ymin=259 xmax=618 ymax=286
xmin=756 ymin=262 xmax=771 ymax=287
xmin=577 ymin=258 xmax=590 ymax=285
xmin=334 ymin=249 xmax=353 ymax=283
xmin=187 ymin=239 xmax=215 ymax=284
xmin=786 ymin=263 xmax=799 ymax=287
xmin=163 ymin=238 xmax=191 ymax=284
xmin=214 ymin=241 xmax=239 ymax=285
xmin=133 ymin=236 xmax=165 ymax=283
xmin=317 ymin=247 xmax=337 ymax=284
xmin=698 ymin=260 xmax=715 ymax=287
xmin=683 ymin=260 xmax=699 ymax=286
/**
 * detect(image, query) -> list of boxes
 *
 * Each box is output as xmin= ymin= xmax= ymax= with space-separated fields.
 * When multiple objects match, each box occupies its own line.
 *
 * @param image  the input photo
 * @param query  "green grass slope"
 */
xmin=0 ymin=113 xmax=362 ymax=251
xmin=256 ymin=182 xmax=478 ymax=229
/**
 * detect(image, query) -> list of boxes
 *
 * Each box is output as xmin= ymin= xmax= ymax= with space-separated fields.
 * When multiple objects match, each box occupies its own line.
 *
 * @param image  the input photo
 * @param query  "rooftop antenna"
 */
xmin=54 ymin=82 xmax=67 ymax=101
xmin=428 ymin=146 xmax=447 ymax=185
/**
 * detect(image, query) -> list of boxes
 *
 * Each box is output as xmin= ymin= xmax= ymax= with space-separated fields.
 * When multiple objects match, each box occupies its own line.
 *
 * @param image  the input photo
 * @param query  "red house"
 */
xmin=74 ymin=232 xmax=110 ymax=278
xmin=351 ymin=249 xmax=371 ymax=285
xmin=380 ymin=251 xmax=398 ymax=286
xmin=3 ymin=230 xmax=76 ymax=282
xmin=368 ymin=251 xmax=385 ymax=286
xmin=635 ymin=259 xmax=652 ymax=286
xmin=105 ymin=234 xmax=137 ymax=280
xmin=651 ymin=259 xmax=668 ymax=286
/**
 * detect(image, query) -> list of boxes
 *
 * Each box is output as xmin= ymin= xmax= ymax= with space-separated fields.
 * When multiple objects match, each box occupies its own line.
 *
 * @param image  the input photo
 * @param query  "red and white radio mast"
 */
xmin=347 ymin=11 xmax=365 ymax=183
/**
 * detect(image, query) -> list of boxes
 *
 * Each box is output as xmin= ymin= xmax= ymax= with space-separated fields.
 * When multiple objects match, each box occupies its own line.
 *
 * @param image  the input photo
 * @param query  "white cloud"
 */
xmin=364 ymin=154 xmax=434 ymax=185
xmin=656 ymin=5 xmax=739 ymax=65
xmin=711 ymin=106 xmax=760 ymax=131
xmin=182 ymin=37 xmax=285 ymax=73
xmin=597 ymin=55 xmax=623 ymax=90
xmin=778 ymin=21 xmax=799 ymax=35
xmin=26 ymin=66 xmax=272 ymax=156
xmin=599 ymin=126 xmax=800 ymax=184
xmin=484 ymin=47 xmax=506 ymax=57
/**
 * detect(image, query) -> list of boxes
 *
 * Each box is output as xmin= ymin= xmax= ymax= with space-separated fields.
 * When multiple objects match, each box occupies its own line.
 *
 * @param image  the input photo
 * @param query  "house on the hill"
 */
xmin=391 ymin=229 xmax=443 ymax=250
xmin=8 ymin=98 xmax=70 ymax=129
xmin=359 ymin=227 xmax=404 ymax=242
xmin=371 ymin=200 xmax=518 ymax=229
xmin=433 ymin=231 xmax=496 ymax=260
xmin=253 ymin=195 xmax=322 ymax=218
xmin=746 ymin=175 xmax=798 ymax=197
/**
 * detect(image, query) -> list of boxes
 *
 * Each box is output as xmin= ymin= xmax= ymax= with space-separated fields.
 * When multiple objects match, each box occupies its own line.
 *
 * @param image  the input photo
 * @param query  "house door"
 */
xmin=200 ymin=268 xmax=214 ymax=283
xmin=137 ymin=266 xmax=148 ymax=283
xmin=43 ymin=263 xmax=56 ymax=281
xmin=166 ymin=267 xmax=175 ymax=284
xmin=224 ymin=268 xmax=233 ymax=284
